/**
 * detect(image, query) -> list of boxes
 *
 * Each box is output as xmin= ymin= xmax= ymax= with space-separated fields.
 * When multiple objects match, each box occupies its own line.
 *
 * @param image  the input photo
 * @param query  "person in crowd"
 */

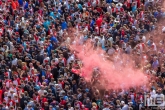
xmin=0 ymin=0 xmax=164 ymax=110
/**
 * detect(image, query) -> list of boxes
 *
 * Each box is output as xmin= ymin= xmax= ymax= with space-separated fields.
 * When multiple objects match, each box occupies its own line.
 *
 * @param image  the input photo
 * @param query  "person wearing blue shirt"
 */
xmin=24 ymin=104 xmax=34 ymax=110
xmin=58 ymin=9 xmax=62 ymax=14
xmin=90 ymin=20 xmax=95 ymax=33
xmin=63 ymin=95 xmax=69 ymax=100
xmin=61 ymin=20 xmax=67 ymax=30
xmin=110 ymin=23 xmax=114 ymax=27
xmin=78 ymin=4 xmax=82 ymax=11
xmin=18 ymin=0 xmax=24 ymax=6
xmin=51 ymin=11 xmax=61 ymax=19
xmin=46 ymin=43 xmax=53 ymax=56
xmin=110 ymin=21 xmax=114 ymax=27
xmin=56 ymin=12 xmax=61 ymax=18
xmin=49 ymin=105 xmax=56 ymax=110
xmin=50 ymin=12 xmax=55 ymax=19
xmin=24 ymin=1 xmax=29 ymax=10
xmin=46 ymin=46 xmax=51 ymax=56
xmin=4 ymin=20 xmax=8 ymax=25
xmin=132 ymin=2 xmax=137 ymax=13
xmin=50 ymin=36 xmax=58 ymax=43
xmin=49 ymin=43 xmax=53 ymax=50
xmin=154 ymin=11 xmax=158 ymax=18
xmin=90 ymin=19 xmax=95 ymax=27
xmin=42 ymin=76 xmax=49 ymax=84
xmin=124 ymin=37 xmax=129 ymax=43
xmin=16 ymin=37 xmax=21 ymax=44
xmin=106 ymin=0 xmax=112 ymax=4
xmin=120 ymin=35 xmax=128 ymax=43
xmin=43 ymin=20 xmax=51 ymax=32
xmin=41 ymin=69 xmax=46 ymax=77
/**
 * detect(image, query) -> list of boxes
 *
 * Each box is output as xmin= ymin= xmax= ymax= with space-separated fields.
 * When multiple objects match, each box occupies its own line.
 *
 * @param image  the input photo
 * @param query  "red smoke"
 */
xmin=69 ymin=40 xmax=148 ymax=90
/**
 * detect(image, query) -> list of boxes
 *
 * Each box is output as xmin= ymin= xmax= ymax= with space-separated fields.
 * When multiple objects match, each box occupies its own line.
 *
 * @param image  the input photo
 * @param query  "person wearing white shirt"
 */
xmin=103 ymin=103 xmax=110 ymax=110
xmin=122 ymin=104 xmax=129 ymax=110
xmin=4 ymin=92 xmax=8 ymax=102
xmin=103 ymin=108 xmax=110 ymax=110
xmin=155 ymin=89 xmax=164 ymax=106
xmin=67 ymin=54 xmax=75 ymax=64
xmin=12 ymin=56 xmax=18 ymax=66
xmin=107 ymin=4 xmax=112 ymax=13
xmin=39 ymin=46 xmax=45 ymax=55
xmin=150 ymin=88 xmax=156 ymax=98
xmin=59 ymin=29 xmax=64 ymax=36
xmin=38 ymin=86 xmax=47 ymax=96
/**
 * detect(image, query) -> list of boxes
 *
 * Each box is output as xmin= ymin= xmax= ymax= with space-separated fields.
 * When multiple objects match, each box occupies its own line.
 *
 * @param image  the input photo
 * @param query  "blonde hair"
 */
xmin=92 ymin=102 xmax=97 ymax=107
xmin=22 ymin=62 xmax=27 ymax=66
xmin=116 ymin=100 xmax=121 ymax=105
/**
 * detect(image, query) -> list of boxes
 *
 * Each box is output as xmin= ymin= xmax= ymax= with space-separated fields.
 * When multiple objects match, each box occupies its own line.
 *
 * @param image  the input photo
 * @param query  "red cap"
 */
xmin=120 ymin=40 xmax=124 ymax=43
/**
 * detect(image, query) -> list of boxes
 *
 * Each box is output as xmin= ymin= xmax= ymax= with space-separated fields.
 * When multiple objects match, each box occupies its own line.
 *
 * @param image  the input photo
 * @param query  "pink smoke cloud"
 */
xmin=69 ymin=40 xmax=149 ymax=90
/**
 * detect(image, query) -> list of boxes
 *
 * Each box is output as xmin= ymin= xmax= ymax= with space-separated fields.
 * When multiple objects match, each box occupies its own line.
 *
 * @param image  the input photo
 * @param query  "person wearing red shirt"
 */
xmin=58 ymin=78 xmax=65 ymax=89
xmin=33 ymin=74 xmax=39 ymax=84
xmin=74 ymin=100 xmax=83 ymax=109
xmin=41 ymin=97 xmax=47 ymax=108
xmin=33 ymin=93 xmax=40 ymax=103
xmin=11 ymin=0 xmax=17 ymax=10
xmin=13 ymin=76 xmax=20 ymax=86
xmin=13 ymin=95 xmax=19 ymax=105
xmin=60 ymin=97 xmax=66 ymax=105
xmin=116 ymin=4 xmax=124 ymax=13
xmin=137 ymin=0 xmax=141 ymax=8
xmin=96 ymin=7 xmax=102 ymax=14
xmin=13 ymin=0 xmax=19 ymax=8
xmin=17 ymin=86 xmax=24 ymax=97
xmin=7 ymin=96 xmax=15 ymax=107
xmin=4 ymin=77 xmax=12 ymax=88
xmin=0 ymin=89 xmax=2 ymax=102
xmin=46 ymin=71 xmax=53 ymax=79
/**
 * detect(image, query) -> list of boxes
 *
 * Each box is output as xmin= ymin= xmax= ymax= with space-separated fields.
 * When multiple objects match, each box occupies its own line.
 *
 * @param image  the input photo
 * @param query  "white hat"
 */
xmin=116 ymin=2 xmax=123 ymax=8
xmin=94 ymin=36 xmax=101 ymax=40
xmin=113 ymin=0 xmax=119 ymax=2
xmin=121 ymin=101 xmax=125 ymax=104
xmin=128 ymin=102 xmax=133 ymax=105
xmin=148 ymin=0 xmax=154 ymax=2
xmin=114 ymin=18 xmax=120 ymax=23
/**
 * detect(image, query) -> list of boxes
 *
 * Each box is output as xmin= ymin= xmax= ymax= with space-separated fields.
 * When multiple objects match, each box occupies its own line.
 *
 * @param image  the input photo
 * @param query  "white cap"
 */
xmin=121 ymin=101 xmax=125 ymax=104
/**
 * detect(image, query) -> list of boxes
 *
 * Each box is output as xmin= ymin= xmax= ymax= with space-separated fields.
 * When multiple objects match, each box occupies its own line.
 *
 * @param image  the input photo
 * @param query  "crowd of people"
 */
xmin=0 ymin=0 xmax=165 ymax=110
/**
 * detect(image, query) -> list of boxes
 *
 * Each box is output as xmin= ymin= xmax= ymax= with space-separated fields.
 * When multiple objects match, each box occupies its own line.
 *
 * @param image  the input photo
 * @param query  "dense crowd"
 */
xmin=0 ymin=0 xmax=165 ymax=110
